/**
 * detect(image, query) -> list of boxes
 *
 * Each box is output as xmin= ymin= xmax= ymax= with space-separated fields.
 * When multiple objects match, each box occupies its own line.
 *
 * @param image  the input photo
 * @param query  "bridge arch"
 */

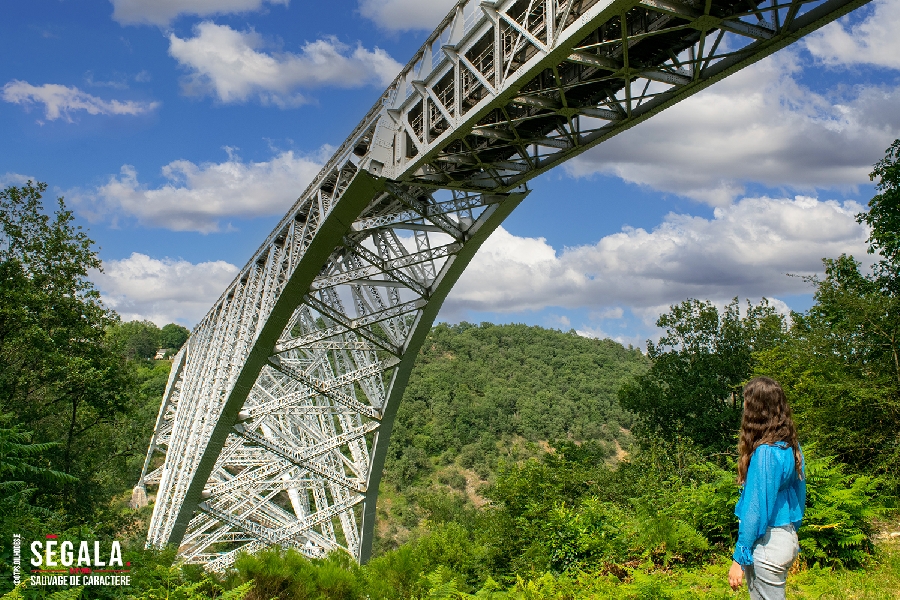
xmin=136 ymin=0 xmax=870 ymax=569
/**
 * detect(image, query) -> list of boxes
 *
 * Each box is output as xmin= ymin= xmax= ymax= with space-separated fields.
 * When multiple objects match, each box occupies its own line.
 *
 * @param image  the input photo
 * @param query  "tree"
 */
xmin=106 ymin=321 xmax=189 ymax=359
xmin=160 ymin=322 xmax=190 ymax=351
xmin=755 ymin=257 xmax=900 ymax=481
xmin=108 ymin=320 xmax=161 ymax=360
xmin=754 ymin=142 xmax=900 ymax=484
xmin=858 ymin=139 xmax=900 ymax=279
xmin=0 ymin=416 xmax=77 ymax=516
xmin=0 ymin=181 xmax=132 ymax=520
xmin=619 ymin=298 xmax=786 ymax=452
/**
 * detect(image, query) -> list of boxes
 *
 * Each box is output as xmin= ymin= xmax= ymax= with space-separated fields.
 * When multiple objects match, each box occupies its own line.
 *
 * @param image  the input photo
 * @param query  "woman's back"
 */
xmin=734 ymin=442 xmax=805 ymax=547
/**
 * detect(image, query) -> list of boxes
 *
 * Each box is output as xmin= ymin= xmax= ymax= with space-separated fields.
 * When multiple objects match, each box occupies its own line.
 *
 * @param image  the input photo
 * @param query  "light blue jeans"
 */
xmin=745 ymin=525 xmax=799 ymax=600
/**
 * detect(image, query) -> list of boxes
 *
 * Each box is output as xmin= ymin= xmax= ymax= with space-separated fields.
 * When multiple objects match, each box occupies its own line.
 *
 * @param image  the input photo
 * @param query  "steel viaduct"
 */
xmin=134 ymin=0 xmax=871 ymax=570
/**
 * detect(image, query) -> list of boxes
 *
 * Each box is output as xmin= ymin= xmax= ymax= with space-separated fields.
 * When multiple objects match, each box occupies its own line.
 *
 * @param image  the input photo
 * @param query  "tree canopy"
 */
xmin=160 ymin=322 xmax=190 ymax=351
xmin=858 ymin=139 xmax=900 ymax=276
xmin=107 ymin=320 xmax=191 ymax=360
xmin=618 ymin=298 xmax=786 ymax=452
xmin=0 ymin=182 xmax=134 ymax=518
xmin=385 ymin=322 xmax=647 ymax=487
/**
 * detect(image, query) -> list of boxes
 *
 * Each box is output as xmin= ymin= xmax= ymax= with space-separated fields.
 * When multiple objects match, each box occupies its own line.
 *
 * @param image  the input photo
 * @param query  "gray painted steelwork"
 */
xmin=137 ymin=0 xmax=872 ymax=569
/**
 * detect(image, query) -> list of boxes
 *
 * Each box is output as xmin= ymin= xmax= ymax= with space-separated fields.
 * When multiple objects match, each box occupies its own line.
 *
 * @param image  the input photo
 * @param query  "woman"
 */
xmin=728 ymin=376 xmax=806 ymax=599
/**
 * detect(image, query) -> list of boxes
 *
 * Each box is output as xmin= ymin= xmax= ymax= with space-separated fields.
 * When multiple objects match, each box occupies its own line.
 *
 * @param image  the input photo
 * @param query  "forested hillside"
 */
xmin=377 ymin=322 xmax=647 ymax=551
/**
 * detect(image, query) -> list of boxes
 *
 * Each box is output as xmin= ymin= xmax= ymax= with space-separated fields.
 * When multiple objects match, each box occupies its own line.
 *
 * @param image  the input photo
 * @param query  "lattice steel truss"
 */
xmin=137 ymin=0 xmax=871 ymax=569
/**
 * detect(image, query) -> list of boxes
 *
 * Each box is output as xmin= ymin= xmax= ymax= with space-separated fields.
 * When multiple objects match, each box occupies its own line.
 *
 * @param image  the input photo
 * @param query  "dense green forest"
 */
xmin=2 ymin=141 xmax=900 ymax=599
xmin=375 ymin=322 xmax=646 ymax=552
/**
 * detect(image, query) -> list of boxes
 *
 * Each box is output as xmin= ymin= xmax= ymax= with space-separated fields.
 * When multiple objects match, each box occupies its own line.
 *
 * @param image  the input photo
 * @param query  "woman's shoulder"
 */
xmin=751 ymin=442 xmax=796 ymax=460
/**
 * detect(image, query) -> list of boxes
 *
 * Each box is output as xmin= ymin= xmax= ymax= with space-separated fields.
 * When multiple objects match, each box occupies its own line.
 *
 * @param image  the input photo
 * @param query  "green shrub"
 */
xmin=438 ymin=470 xmax=468 ymax=491
xmin=630 ymin=503 xmax=709 ymax=567
xmin=539 ymin=498 xmax=631 ymax=572
xmin=800 ymin=454 xmax=881 ymax=568
xmin=232 ymin=548 xmax=361 ymax=600
xmin=664 ymin=461 xmax=739 ymax=548
xmin=364 ymin=544 xmax=425 ymax=599
xmin=408 ymin=521 xmax=487 ymax=590
xmin=126 ymin=563 xmax=250 ymax=600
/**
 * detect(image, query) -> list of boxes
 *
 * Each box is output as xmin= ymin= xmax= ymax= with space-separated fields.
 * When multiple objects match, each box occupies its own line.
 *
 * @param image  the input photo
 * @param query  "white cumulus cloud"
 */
xmin=1 ymin=80 xmax=159 ymax=123
xmin=93 ymin=253 xmax=240 ymax=326
xmin=168 ymin=23 xmax=402 ymax=105
xmin=110 ymin=0 xmax=289 ymax=26
xmin=358 ymin=0 xmax=456 ymax=31
xmin=805 ymin=0 xmax=900 ymax=69
xmin=73 ymin=149 xmax=323 ymax=233
xmin=88 ymin=196 xmax=869 ymax=332
xmin=566 ymin=51 xmax=900 ymax=205
xmin=591 ymin=307 xmax=624 ymax=321
xmin=444 ymin=195 xmax=871 ymax=319
xmin=0 ymin=172 xmax=35 ymax=188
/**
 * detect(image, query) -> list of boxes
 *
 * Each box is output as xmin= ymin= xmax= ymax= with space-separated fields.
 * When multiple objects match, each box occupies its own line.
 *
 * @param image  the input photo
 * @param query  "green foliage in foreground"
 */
xmin=800 ymin=454 xmax=882 ymax=568
xmin=0 ymin=417 xmax=77 ymax=515
xmin=4 ymin=438 xmax=886 ymax=599
xmin=11 ymin=532 xmax=894 ymax=600
xmin=412 ymin=541 xmax=900 ymax=600
xmin=481 ymin=442 xmax=882 ymax=575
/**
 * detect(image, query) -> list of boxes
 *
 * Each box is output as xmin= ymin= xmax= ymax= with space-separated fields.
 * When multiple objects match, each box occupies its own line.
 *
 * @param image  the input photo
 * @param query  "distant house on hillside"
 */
xmin=154 ymin=349 xmax=167 ymax=360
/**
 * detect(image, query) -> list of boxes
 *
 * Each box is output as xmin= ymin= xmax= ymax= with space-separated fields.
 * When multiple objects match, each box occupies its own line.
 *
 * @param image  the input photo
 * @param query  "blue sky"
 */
xmin=2 ymin=0 xmax=899 ymax=346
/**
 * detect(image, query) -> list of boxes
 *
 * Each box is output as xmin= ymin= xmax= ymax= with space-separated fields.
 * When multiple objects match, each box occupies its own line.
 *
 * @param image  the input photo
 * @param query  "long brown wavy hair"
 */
xmin=737 ymin=376 xmax=803 ymax=485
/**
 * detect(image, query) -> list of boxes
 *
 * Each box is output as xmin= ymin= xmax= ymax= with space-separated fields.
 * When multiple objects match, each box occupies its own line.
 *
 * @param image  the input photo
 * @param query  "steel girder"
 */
xmin=138 ymin=0 xmax=872 ymax=568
